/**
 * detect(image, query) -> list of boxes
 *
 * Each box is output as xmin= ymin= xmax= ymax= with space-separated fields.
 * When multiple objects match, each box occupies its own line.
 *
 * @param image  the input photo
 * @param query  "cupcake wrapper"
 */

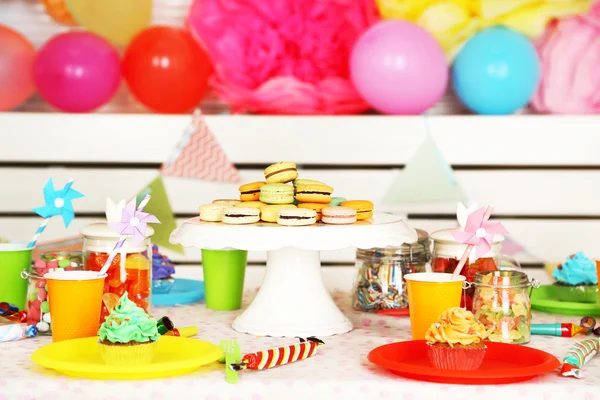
xmin=99 ymin=341 xmax=157 ymax=366
xmin=553 ymin=284 xmax=599 ymax=304
xmin=427 ymin=343 xmax=486 ymax=371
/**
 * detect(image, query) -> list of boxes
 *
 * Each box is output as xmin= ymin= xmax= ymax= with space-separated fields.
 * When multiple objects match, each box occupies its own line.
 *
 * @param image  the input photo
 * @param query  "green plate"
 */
xmin=531 ymin=285 xmax=600 ymax=316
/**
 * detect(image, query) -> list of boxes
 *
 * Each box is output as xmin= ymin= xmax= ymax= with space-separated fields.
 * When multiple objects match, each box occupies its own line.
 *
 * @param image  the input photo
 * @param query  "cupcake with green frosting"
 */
xmin=98 ymin=292 xmax=160 ymax=365
xmin=553 ymin=252 xmax=599 ymax=303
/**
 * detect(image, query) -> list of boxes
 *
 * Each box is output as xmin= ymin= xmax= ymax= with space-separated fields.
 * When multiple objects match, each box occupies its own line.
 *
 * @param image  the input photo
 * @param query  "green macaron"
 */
xmin=260 ymin=183 xmax=295 ymax=205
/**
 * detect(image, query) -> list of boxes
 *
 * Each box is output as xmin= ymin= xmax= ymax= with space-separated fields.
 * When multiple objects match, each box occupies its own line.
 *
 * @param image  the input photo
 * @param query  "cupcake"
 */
xmin=152 ymin=245 xmax=176 ymax=294
xmin=98 ymin=292 xmax=160 ymax=365
xmin=425 ymin=307 xmax=487 ymax=371
xmin=553 ymin=252 xmax=599 ymax=303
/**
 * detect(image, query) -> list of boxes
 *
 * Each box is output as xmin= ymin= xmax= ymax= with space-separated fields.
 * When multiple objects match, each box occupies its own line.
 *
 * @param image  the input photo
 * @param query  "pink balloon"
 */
xmin=33 ymin=32 xmax=120 ymax=112
xmin=350 ymin=21 xmax=448 ymax=115
xmin=0 ymin=25 xmax=36 ymax=111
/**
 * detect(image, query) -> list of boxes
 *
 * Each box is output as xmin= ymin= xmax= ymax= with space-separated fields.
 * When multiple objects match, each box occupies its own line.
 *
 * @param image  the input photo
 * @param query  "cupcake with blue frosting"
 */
xmin=553 ymin=252 xmax=599 ymax=303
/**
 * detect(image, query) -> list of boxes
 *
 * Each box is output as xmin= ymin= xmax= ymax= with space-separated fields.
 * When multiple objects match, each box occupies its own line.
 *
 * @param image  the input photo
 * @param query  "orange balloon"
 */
xmin=41 ymin=0 xmax=77 ymax=25
xmin=0 ymin=25 xmax=36 ymax=111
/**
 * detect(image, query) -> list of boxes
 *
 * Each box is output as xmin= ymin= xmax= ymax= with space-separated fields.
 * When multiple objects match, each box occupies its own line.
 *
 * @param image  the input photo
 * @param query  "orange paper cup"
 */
xmin=404 ymin=273 xmax=466 ymax=340
xmin=45 ymin=270 xmax=107 ymax=342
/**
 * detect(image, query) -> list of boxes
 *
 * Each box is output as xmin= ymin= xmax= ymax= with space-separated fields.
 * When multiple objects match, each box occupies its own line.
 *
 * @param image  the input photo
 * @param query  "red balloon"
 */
xmin=122 ymin=26 xmax=212 ymax=113
xmin=0 ymin=25 xmax=36 ymax=111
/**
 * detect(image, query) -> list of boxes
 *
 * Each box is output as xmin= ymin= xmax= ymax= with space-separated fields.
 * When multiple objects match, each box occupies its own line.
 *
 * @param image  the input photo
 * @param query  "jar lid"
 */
xmin=356 ymin=229 xmax=431 ymax=259
xmin=80 ymin=222 xmax=155 ymax=239
xmin=474 ymin=270 xmax=530 ymax=287
xmin=430 ymin=228 xmax=505 ymax=244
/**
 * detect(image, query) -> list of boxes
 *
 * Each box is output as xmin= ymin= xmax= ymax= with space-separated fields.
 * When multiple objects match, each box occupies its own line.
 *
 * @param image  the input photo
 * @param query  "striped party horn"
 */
xmin=560 ymin=338 xmax=599 ymax=378
xmin=230 ymin=337 xmax=324 ymax=371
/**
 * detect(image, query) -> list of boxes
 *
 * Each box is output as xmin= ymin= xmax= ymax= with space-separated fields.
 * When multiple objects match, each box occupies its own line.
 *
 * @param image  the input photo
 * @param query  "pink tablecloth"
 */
xmin=1 ymin=267 xmax=599 ymax=400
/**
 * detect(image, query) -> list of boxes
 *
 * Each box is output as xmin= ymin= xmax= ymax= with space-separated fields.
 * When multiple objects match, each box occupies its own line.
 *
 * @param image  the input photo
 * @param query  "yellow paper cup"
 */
xmin=405 ymin=273 xmax=466 ymax=340
xmin=45 ymin=270 xmax=107 ymax=342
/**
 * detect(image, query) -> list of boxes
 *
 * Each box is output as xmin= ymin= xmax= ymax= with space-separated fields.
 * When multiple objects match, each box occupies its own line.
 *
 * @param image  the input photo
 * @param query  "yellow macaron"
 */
xmin=260 ymin=204 xmax=297 ymax=223
xmin=295 ymin=184 xmax=333 ymax=204
xmin=297 ymin=203 xmax=327 ymax=221
xmin=239 ymin=181 xmax=266 ymax=201
xmin=235 ymin=201 xmax=267 ymax=209
xmin=264 ymin=162 xmax=298 ymax=184
xmin=340 ymin=200 xmax=373 ymax=220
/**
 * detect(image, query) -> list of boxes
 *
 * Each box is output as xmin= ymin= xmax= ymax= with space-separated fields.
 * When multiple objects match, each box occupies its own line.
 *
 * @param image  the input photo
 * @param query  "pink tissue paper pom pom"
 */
xmin=531 ymin=2 xmax=600 ymax=114
xmin=187 ymin=0 xmax=379 ymax=115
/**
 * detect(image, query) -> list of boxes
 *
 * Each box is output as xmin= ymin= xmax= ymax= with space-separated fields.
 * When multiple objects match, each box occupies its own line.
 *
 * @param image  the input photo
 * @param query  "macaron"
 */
xmin=239 ymin=181 xmax=266 ymax=201
xmin=198 ymin=203 xmax=230 ymax=222
xmin=297 ymin=203 xmax=327 ymax=222
xmin=295 ymin=184 xmax=333 ymax=204
xmin=260 ymin=183 xmax=295 ymax=205
xmin=213 ymin=199 xmax=241 ymax=206
xmin=293 ymin=179 xmax=324 ymax=187
xmin=260 ymin=204 xmax=297 ymax=223
xmin=321 ymin=206 xmax=357 ymax=225
xmin=235 ymin=201 xmax=267 ymax=209
xmin=264 ymin=162 xmax=298 ymax=183
xmin=329 ymin=197 xmax=347 ymax=207
xmin=341 ymin=200 xmax=373 ymax=220
xmin=222 ymin=207 xmax=260 ymax=225
xmin=277 ymin=208 xmax=317 ymax=226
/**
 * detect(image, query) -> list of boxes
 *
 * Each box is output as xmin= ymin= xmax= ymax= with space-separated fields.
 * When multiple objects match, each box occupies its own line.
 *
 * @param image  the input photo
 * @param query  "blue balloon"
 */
xmin=452 ymin=27 xmax=540 ymax=115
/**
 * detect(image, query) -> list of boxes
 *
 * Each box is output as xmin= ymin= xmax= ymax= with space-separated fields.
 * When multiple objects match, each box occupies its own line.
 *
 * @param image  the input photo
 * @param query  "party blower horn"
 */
xmin=29 ymin=178 xmax=84 ymax=249
xmin=99 ymin=195 xmax=160 ymax=276
xmin=450 ymin=204 xmax=509 ymax=279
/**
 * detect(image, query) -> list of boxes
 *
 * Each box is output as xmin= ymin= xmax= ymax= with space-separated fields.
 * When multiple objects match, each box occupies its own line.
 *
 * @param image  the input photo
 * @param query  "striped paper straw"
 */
xmin=98 ymin=195 xmax=152 ymax=275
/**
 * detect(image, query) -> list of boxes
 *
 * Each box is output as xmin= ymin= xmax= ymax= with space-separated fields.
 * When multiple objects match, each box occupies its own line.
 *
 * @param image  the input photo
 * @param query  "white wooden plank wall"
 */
xmin=2 ymin=113 xmax=600 ymax=268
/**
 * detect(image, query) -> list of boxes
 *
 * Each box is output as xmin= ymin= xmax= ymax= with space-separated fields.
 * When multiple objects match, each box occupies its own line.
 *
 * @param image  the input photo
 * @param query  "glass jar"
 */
xmin=471 ymin=270 xmax=539 ymax=344
xmin=430 ymin=229 xmax=519 ymax=310
xmin=80 ymin=223 xmax=154 ymax=322
xmin=353 ymin=229 xmax=431 ymax=312
xmin=21 ymin=252 xmax=83 ymax=335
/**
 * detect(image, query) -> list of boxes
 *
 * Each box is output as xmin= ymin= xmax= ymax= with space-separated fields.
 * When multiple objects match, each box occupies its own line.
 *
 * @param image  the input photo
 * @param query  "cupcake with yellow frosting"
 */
xmin=425 ymin=307 xmax=487 ymax=370
xmin=98 ymin=292 xmax=160 ymax=365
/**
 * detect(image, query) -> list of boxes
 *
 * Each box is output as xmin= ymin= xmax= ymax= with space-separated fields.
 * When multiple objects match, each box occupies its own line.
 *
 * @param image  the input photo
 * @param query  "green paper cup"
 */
xmin=0 ymin=244 xmax=33 ymax=310
xmin=201 ymin=249 xmax=247 ymax=310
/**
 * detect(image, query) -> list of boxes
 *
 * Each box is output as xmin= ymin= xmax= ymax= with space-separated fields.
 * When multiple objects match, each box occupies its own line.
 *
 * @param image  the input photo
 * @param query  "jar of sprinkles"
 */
xmin=352 ymin=229 xmax=431 ymax=312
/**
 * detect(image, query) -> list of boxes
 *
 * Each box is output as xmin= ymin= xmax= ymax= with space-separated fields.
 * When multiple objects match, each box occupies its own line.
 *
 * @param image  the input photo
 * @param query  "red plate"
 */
xmin=368 ymin=340 xmax=560 ymax=385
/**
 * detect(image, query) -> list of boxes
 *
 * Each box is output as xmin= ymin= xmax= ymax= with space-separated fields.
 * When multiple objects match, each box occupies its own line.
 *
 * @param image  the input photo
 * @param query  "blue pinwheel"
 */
xmin=28 ymin=178 xmax=84 ymax=248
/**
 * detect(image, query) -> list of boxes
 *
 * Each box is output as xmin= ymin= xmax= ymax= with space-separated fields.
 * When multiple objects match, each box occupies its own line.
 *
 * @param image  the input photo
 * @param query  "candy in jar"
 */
xmin=22 ymin=251 xmax=83 ymax=335
xmin=472 ymin=270 xmax=538 ymax=344
xmin=81 ymin=223 xmax=154 ymax=322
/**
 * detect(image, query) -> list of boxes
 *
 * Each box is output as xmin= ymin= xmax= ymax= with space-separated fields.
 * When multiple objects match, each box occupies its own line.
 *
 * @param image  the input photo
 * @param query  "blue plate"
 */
xmin=152 ymin=278 xmax=205 ymax=307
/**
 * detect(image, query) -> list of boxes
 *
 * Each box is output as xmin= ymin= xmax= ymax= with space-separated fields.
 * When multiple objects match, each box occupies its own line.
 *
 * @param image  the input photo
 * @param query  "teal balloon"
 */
xmin=452 ymin=27 xmax=540 ymax=115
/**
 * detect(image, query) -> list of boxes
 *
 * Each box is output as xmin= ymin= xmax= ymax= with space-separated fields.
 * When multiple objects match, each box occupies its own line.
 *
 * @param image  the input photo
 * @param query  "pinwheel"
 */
xmin=99 ymin=195 xmax=160 ymax=276
xmin=28 ymin=178 xmax=84 ymax=248
xmin=450 ymin=204 xmax=508 ymax=278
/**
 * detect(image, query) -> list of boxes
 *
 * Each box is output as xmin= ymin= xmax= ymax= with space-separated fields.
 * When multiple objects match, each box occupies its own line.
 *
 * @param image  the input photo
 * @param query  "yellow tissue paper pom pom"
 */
xmin=376 ymin=0 xmax=591 ymax=60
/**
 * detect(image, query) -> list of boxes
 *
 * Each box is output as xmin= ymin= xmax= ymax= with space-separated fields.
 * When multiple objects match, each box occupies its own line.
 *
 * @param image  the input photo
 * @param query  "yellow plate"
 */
xmin=31 ymin=336 xmax=223 ymax=380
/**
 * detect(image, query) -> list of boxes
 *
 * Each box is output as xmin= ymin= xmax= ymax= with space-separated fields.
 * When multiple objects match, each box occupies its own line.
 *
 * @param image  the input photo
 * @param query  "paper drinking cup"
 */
xmin=45 ymin=270 xmax=107 ymax=342
xmin=201 ymin=249 xmax=247 ymax=310
xmin=0 ymin=244 xmax=33 ymax=310
xmin=405 ymin=273 xmax=466 ymax=340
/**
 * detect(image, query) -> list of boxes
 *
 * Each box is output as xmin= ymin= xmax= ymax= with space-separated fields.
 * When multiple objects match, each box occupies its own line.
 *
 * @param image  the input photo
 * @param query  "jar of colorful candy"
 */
xmin=80 ymin=223 xmax=154 ymax=322
xmin=353 ymin=229 xmax=431 ymax=312
xmin=471 ymin=270 xmax=539 ymax=344
xmin=21 ymin=252 xmax=83 ymax=335
xmin=430 ymin=229 xmax=520 ymax=310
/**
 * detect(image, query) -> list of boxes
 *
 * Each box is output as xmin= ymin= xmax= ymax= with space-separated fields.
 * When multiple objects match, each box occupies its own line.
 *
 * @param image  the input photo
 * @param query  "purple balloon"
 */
xmin=33 ymin=32 xmax=121 ymax=113
xmin=350 ymin=21 xmax=448 ymax=115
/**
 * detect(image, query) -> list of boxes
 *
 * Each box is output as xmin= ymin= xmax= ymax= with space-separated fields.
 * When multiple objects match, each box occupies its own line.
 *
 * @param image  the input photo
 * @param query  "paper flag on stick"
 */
xmin=136 ymin=176 xmax=183 ymax=254
xmin=382 ymin=133 xmax=466 ymax=204
xmin=160 ymin=110 xmax=241 ymax=183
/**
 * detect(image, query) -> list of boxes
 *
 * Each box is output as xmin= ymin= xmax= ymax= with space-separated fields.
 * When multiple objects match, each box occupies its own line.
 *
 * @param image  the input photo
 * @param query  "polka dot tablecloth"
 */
xmin=1 ymin=267 xmax=599 ymax=400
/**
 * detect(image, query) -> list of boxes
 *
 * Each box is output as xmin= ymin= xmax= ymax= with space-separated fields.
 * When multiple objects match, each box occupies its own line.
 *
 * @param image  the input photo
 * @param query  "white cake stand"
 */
xmin=170 ymin=213 xmax=417 ymax=337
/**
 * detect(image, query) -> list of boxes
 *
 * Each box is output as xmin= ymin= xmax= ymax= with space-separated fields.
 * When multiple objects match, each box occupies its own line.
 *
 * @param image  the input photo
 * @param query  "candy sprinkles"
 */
xmin=230 ymin=337 xmax=324 ymax=371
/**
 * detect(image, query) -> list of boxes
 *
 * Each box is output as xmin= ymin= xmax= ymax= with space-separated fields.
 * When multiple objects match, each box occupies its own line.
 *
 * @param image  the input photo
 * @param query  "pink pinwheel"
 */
xmin=450 ymin=206 xmax=509 ymax=259
xmin=110 ymin=197 xmax=160 ymax=246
